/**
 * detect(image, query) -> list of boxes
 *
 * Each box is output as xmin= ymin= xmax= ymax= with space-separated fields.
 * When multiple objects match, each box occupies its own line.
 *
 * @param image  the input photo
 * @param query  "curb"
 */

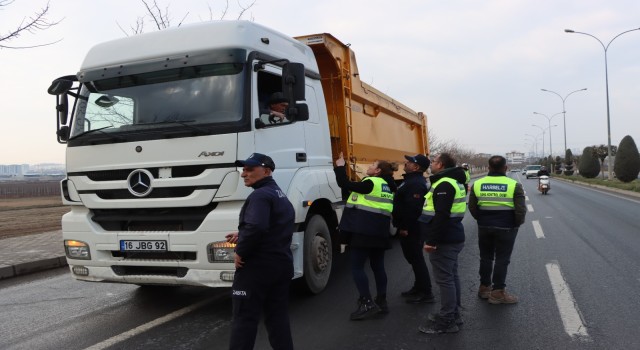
xmin=0 ymin=256 xmax=67 ymax=280
xmin=553 ymin=177 xmax=640 ymax=198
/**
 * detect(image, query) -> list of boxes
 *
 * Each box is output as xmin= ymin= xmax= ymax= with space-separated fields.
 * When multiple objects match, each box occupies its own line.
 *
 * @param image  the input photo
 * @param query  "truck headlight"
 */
xmin=207 ymin=241 xmax=236 ymax=262
xmin=65 ymin=240 xmax=91 ymax=260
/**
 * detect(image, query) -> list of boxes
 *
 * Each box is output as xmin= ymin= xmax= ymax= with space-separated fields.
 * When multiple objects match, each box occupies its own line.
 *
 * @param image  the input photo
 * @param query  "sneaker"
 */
xmin=350 ymin=297 xmax=381 ymax=320
xmin=375 ymin=295 xmax=389 ymax=314
xmin=418 ymin=318 xmax=460 ymax=334
xmin=405 ymin=292 xmax=436 ymax=304
xmin=488 ymin=289 xmax=518 ymax=304
xmin=478 ymin=285 xmax=491 ymax=299
xmin=401 ymin=287 xmax=420 ymax=297
xmin=428 ymin=312 xmax=464 ymax=326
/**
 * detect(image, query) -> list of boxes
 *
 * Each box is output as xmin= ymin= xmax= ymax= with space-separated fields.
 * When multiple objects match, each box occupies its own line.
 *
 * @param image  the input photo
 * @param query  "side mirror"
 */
xmin=57 ymin=125 xmax=70 ymax=142
xmin=282 ymin=63 xmax=305 ymax=102
xmin=287 ymin=103 xmax=309 ymax=121
xmin=47 ymin=76 xmax=77 ymax=95
xmin=57 ymin=93 xmax=69 ymax=125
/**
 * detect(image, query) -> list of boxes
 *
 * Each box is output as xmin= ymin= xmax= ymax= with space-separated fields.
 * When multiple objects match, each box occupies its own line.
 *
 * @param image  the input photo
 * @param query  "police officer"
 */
xmin=334 ymin=152 xmax=397 ymax=320
xmin=418 ymin=153 xmax=468 ymax=334
xmin=469 ymin=155 xmax=526 ymax=304
xmin=226 ymin=153 xmax=295 ymax=350
xmin=393 ymin=154 xmax=435 ymax=304
xmin=461 ymin=163 xmax=471 ymax=193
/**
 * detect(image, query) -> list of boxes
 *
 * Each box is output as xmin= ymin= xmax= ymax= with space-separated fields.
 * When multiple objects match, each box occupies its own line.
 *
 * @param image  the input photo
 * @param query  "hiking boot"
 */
xmin=350 ymin=297 xmax=381 ymax=320
xmin=406 ymin=292 xmax=436 ymax=304
xmin=428 ymin=312 xmax=464 ymax=326
xmin=478 ymin=285 xmax=491 ymax=299
xmin=488 ymin=289 xmax=518 ymax=304
xmin=401 ymin=287 xmax=420 ymax=297
xmin=418 ymin=316 xmax=460 ymax=334
xmin=375 ymin=295 xmax=389 ymax=314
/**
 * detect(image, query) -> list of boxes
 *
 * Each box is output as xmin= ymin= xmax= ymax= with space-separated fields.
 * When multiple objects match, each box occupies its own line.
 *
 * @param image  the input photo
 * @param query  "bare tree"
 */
xmin=118 ymin=0 xmax=256 ymax=35
xmin=0 ymin=0 xmax=62 ymax=49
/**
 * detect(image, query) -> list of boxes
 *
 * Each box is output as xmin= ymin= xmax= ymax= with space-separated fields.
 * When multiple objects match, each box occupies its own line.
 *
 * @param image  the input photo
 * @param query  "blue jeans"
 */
xmin=350 ymin=247 xmax=387 ymax=298
xmin=478 ymin=227 xmax=518 ymax=290
xmin=428 ymin=242 xmax=464 ymax=320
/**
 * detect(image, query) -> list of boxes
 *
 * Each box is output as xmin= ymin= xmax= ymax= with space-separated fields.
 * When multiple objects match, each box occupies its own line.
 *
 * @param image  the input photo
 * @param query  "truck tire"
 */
xmin=301 ymin=215 xmax=332 ymax=294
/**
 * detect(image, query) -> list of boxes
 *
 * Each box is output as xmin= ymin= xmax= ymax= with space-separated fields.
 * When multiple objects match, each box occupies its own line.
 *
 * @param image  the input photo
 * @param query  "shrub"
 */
xmin=614 ymin=135 xmax=640 ymax=183
xmin=554 ymin=156 xmax=563 ymax=174
xmin=579 ymin=146 xmax=600 ymax=178
xmin=564 ymin=149 xmax=574 ymax=176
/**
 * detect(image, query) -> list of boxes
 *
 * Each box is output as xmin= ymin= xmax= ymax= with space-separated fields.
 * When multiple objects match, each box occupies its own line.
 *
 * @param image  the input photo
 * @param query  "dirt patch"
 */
xmin=0 ymin=196 xmax=69 ymax=240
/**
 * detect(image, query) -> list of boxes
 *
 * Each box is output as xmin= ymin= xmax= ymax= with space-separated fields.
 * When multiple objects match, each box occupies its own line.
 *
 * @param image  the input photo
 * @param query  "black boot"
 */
xmin=350 ymin=297 xmax=380 ymax=320
xmin=375 ymin=295 xmax=389 ymax=314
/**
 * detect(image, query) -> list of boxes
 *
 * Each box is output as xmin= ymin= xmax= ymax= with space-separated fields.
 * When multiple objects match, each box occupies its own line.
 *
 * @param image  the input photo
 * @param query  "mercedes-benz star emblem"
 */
xmin=127 ymin=169 xmax=154 ymax=197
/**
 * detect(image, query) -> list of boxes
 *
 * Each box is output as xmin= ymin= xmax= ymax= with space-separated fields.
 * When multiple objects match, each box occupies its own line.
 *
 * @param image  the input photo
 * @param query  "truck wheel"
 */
xmin=301 ymin=215 xmax=332 ymax=294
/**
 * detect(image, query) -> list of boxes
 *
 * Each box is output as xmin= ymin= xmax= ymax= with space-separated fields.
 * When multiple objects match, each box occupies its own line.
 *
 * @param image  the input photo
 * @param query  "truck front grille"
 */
xmin=91 ymin=203 xmax=217 ymax=231
xmin=111 ymin=266 xmax=188 ymax=277
xmin=112 ymin=251 xmax=197 ymax=261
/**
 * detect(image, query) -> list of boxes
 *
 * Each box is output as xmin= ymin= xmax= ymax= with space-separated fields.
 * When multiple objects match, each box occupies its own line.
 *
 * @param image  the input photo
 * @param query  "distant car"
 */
xmin=525 ymin=165 xmax=542 ymax=179
xmin=511 ymin=168 xmax=520 ymax=173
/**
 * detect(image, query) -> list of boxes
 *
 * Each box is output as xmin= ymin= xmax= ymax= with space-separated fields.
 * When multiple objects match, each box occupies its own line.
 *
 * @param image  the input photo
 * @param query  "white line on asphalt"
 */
xmin=545 ymin=261 xmax=590 ymax=341
xmin=84 ymin=297 xmax=218 ymax=350
xmin=525 ymin=195 xmax=530 ymax=201
xmin=527 ymin=204 xmax=534 ymax=212
xmin=532 ymin=220 xmax=545 ymax=239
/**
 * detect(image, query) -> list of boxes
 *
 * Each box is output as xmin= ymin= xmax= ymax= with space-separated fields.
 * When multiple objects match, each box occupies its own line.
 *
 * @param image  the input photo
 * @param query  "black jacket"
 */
xmin=420 ymin=166 xmax=467 ymax=246
xmin=392 ymin=171 xmax=428 ymax=231
xmin=468 ymin=172 xmax=527 ymax=229
xmin=334 ymin=166 xmax=397 ymax=241
xmin=235 ymin=176 xmax=295 ymax=264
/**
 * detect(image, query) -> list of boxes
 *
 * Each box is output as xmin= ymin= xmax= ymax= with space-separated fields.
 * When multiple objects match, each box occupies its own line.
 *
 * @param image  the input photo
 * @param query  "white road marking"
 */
xmin=525 ymin=195 xmax=530 ymax=201
xmin=527 ymin=204 xmax=534 ymax=212
xmin=532 ymin=220 xmax=545 ymax=239
xmin=545 ymin=262 xmax=590 ymax=341
xmin=84 ymin=296 xmax=218 ymax=350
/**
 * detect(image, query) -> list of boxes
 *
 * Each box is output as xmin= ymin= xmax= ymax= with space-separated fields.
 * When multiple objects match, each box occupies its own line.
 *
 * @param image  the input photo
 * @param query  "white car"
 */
xmin=525 ymin=165 xmax=542 ymax=179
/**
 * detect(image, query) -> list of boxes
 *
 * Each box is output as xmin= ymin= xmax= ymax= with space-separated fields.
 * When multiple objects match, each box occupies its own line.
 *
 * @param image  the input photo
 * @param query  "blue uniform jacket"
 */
xmin=235 ymin=176 xmax=294 ymax=264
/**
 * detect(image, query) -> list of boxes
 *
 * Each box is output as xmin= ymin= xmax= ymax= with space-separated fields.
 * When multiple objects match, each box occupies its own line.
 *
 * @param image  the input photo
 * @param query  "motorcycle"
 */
xmin=538 ymin=175 xmax=550 ymax=195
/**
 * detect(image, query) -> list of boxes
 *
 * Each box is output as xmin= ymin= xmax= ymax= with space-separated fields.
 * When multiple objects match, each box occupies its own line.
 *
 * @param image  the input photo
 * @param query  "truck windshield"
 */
xmin=70 ymin=63 xmax=244 ymax=139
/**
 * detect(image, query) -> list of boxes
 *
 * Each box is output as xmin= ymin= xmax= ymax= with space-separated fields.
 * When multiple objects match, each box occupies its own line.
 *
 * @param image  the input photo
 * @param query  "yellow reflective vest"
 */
xmin=421 ymin=177 xmax=467 ymax=220
xmin=346 ymin=176 xmax=393 ymax=217
xmin=472 ymin=176 xmax=517 ymax=210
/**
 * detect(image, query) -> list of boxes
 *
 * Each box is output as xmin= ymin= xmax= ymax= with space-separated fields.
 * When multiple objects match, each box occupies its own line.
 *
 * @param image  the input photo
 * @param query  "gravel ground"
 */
xmin=0 ymin=197 xmax=68 ymax=240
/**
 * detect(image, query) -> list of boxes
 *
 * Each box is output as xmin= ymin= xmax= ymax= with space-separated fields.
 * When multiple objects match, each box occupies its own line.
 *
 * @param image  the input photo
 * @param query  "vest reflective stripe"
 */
xmin=473 ymin=176 xmax=517 ymax=210
xmin=346 ymin=177 xmax=394 ymax=217
xmin=464 ymin=170 xmax=470 ymax=184
xmin=422 ymin=177 xmax=467 ymax=219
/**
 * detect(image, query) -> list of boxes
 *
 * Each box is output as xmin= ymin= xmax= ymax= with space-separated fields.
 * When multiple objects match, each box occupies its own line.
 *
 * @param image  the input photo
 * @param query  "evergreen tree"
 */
xmin=564 ymin=149 xmax=574 ymax=176
xmin=554 ymin=156 xmax=563 ymax=174
xmin=579 ymin=146 xmax=600 ymax=178
xmin=614 ymin=135 xmax=640 ymax=183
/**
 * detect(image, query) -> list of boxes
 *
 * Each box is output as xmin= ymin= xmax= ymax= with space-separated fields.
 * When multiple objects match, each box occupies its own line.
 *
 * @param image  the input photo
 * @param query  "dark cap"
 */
xmin=404 ymin=154 xmax=430 ymax=170
xmin=235 ymin=153 xmax=276 ymax=171
xmin=269 ymin=92 xmax=287 ymax=105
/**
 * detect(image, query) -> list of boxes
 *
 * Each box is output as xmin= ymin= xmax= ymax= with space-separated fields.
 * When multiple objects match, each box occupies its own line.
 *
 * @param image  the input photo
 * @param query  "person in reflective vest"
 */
xmin=462 ymin=163 xmax=471 ymax=193
xmin=418 ymin=153 xmax=468 ymax=334
xmin=469 ymin=155 xmax=526 ymax=305
xmin=334 ymin=152 xmax=397 ymax=320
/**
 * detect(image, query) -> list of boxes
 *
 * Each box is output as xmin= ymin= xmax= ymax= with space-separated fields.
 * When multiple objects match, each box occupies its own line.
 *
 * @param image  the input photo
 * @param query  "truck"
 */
xmin=48 ymin=21 xmax=428 ymax=293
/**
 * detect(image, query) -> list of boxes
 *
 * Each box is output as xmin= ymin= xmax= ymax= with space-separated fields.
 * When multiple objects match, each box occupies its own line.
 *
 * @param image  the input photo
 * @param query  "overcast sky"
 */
xmin=2 ymin=0 xmax=640 ymax=164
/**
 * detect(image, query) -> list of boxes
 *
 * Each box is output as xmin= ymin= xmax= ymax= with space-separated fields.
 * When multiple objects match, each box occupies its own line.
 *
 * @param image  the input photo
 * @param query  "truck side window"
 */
xmin=256 ymin=70 xmax=290 ymax=127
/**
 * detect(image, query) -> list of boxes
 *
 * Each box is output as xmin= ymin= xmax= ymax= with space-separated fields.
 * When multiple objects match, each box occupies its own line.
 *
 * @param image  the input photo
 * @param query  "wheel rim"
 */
xmin=311 ymin=234 xmax=329 ymax=273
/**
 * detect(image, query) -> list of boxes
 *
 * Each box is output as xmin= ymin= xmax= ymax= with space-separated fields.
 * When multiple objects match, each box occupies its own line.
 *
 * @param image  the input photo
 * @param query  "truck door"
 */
xmin=253 ymin=67 xmax=307 ymax=191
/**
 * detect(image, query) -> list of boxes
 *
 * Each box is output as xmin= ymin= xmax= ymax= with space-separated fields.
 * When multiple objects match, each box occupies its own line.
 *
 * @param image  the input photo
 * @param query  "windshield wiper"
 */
xmin=69 ymin=126 xmax=112 ymax=140
xmin=137 ymin=120 xmax=209 ymax=134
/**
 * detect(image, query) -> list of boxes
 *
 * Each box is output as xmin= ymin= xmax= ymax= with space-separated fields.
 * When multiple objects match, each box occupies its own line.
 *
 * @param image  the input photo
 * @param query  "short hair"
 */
xmin=376 ymin=160 xmax=398 ymax=177
xmin=488 ymin=155 xmax=507 ymax=172
xmin=437 ymin=153 xmax=456 ymax=168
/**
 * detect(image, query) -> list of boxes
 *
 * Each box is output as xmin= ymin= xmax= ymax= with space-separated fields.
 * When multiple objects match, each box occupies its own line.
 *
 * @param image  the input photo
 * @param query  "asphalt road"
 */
xmin=1 ymin=174 xmax=639 ymax=350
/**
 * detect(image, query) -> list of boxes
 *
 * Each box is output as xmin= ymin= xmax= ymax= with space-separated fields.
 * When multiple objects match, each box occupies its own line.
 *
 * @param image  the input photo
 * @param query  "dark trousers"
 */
xmin=230 ymin=261 xmax=294 ymax=350
xmin=428 ymin=242 xmax=464 ymax=320
xmin=350 ymin=247 xmax=387 ymax=298
xmin=478 ymin=226 xmax=519 ymax=290
xmin=399 ymin=227 xmax=432 ymax=293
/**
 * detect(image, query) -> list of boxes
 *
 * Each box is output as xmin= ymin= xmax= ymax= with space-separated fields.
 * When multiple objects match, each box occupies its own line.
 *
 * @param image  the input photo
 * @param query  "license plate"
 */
xmin=120 ymin=240 xmax=167 ymax=251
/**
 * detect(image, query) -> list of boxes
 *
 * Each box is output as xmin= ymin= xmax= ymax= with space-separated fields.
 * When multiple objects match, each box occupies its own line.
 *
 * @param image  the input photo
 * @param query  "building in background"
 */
xmin=506 ymin=151 xmax=525 ymax=165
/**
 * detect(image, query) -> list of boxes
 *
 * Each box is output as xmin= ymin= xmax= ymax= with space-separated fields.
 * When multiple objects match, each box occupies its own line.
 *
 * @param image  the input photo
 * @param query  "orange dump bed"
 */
xmin=296 ymin=33 xmax=428 ymax=180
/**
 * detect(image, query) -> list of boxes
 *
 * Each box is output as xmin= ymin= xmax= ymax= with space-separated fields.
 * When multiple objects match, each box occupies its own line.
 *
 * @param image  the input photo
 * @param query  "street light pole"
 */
xmin=525 ymin=134 xmax=541 ymax=158
xmin=533 ymin=112 xmax=563 ymax=159
xmin=540 ymin=88 xmax=587 ymax=153
xmin=565 ymin=27 xmax=640 ymax=180
xmin=531 ymin=125 xmax=546 ymax=158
